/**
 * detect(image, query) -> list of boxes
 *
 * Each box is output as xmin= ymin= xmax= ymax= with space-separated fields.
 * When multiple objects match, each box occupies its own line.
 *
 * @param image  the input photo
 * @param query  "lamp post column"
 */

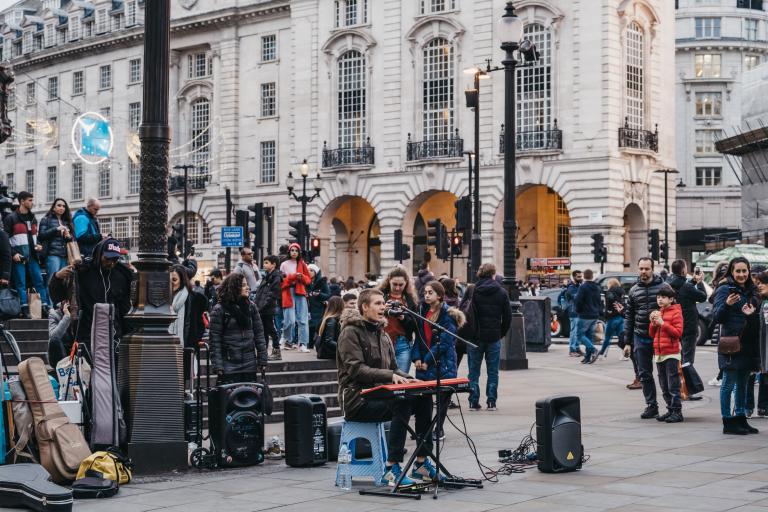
xmin=301 ymin=175 xmax=308 ymax=254
xmin=472 ymin=72 xmax=482 ymax=282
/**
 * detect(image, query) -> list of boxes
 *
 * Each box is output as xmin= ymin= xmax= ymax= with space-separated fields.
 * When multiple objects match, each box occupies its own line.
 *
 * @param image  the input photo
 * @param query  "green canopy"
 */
xmin=695 ymin=244 xmax=768 ymax=274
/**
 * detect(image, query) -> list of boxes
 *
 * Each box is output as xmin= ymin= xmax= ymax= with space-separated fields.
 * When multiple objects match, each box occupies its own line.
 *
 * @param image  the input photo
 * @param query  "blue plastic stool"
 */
xmin=335 ymin=421 xmax=388 ymax=487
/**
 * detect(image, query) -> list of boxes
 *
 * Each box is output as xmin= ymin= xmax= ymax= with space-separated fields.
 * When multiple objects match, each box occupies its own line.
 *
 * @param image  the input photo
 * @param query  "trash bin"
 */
xmin=521 ymin=296 xmax=552 ymax=352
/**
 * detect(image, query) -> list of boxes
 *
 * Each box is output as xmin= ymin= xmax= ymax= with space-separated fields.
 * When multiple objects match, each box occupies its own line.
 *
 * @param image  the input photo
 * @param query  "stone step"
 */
xmin=9 ymin=330 xmax=50 ymax=342
xmin=8 ymin=319 xmax=48 ymax=330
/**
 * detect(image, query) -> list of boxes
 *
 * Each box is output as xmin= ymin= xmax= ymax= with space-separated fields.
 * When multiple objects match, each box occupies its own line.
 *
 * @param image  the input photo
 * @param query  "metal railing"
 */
xmin=406 ymin=129 xmax=464 ymax=161
xmin=499 ymin=120 xmax=563 ymax=153
xmin=618 ymin=118 xmax=659 ymax=152
xmin=322 ymin=138 xmax=375 ymax=167
xmin=169 ymin=172 xmax=209 ymax=193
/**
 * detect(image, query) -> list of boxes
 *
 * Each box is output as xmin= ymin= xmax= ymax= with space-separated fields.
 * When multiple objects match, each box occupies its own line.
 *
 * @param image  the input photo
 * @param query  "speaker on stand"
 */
xmin=536 ymin=395 xmax=582 ymax=473
xmin=208 ymin=382 xmax=266 ymax=467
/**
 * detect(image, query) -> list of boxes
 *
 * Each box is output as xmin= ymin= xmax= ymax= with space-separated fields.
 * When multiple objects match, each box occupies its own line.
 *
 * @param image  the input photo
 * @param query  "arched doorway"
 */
xmin=624 ymin=203 xmax=646 ymax=269
xmin=493 ymin=186 xmax=571 ymax=286
xmin=317 ymin=196 xmax=380 ymax=280
xmin=406 ymin=191 xmax=459 ymax=277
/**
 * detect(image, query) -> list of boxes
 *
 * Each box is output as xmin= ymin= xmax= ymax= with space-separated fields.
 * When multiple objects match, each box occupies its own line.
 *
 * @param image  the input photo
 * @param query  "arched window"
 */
xmin=625 ymin=22 xmax=644 ymax=129
xmin=516 ymin=23 xmax=552 ymax=148
xmin=338 ymin=50 xmax=366 ymax=148
xmin=422 ymin=38 xmax=454 ymax=141
xmin=190 ymin=98 xmax=210 ymax=175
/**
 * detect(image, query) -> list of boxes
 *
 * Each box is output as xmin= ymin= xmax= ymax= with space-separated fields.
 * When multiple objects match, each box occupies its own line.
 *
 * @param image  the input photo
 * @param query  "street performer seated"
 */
xmin=337 ymin=288 xmax=440 ymax=487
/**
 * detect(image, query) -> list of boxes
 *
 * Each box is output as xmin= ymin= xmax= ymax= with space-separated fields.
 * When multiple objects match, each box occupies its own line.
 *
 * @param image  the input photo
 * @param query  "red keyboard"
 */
xmin=361 ymin=377 xmax=470 ymax=399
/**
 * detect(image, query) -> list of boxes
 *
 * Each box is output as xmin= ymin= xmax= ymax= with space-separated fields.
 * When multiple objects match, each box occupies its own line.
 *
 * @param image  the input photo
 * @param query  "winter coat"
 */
xmin=280 ymin=245 xmax=311 ymax=308
xmin=253 ymin=269 xmax=281 ymax=316
xmin=307 ymin=271 xmax=331 ymax=328
xmin=0 ymin=230 xmax=11 ymax=282
xmin=72 ymin=207 xmax=101 ymax=258
xmin=760 ymin=300 xmax=768 ymax=372
xmin=329 ymin=282 xmax=342 ymax=297
xmin=48 ymin=239 xmax=134 ymax=344
xmin=574 ymin=281 xmax=602 ymax=320
xmin=667 ymin=274 xmax=707 ymax=338
xmin=564 ymin=281 xmax=580 ymax=318
xmin=471 ymin=277 xmax=512 ymax=343
xmin=604 ymin=285 xmax=625 ymax=319
xmin=649 ymin=304 xmax=683 ymax=356
xmin=624 ymin=274 xmax=665 ymax=345
xmin=316 ymin=316 xmax=339 ymax=360
xmin=411 ymin=302 xmax=465 ymax=381
xmin=336 ymin=308 xmax=408 ymax=418
xmin=209 ymin=300 xmax=268 ymax=375
xmin=713 ymin=280 xmax=761 ymax=372
xmin=38 ymin=213 xmax=71 ymax=259
xmin=382 ymin=290 xmax=418 ymax=343
xmin=48 ymin=307 xmax=74 ymax=366
xmin=3 ymin=209 xmax=39 ymax=260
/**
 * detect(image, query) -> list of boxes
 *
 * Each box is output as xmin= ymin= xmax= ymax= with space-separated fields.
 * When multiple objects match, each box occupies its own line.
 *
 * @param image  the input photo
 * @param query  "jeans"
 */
xmin=656 ymin=358 xmax=681 ymax=411
xmin=468 ymin=340 xmax=501 ymax=406
xmin=568 ymin=317 xmax=580 ymax=353
xmin=282 ymin=290 xmax=309 ymax=346
xmin=346 ymin=395 xmax=433 ymax=464
xmin=746 ymin=373 xmax=768 ymax=412
xmin=13 ymin=258 xmax=50 ymax=307
xmin=45 ymin=255 xmax=67 ymax=287
xmin=681 ymin=333 xmax=697 ymax=365
xmin=634 ymin=339 xmax=657 ymax=406
xmin=262 ymin=314 xmax=279 ymax=350
xmin=275 ymin=306 xmax=283 ymax=334
xmin=721 ymin=369 xmax=750 ymax=417
xmin=599 ymin=316 xmax=623 ymax=356
xmin=577 ymin=318 xmax=596 ymax=355
xmin=394 ymin=335 xmax=412 ymax=374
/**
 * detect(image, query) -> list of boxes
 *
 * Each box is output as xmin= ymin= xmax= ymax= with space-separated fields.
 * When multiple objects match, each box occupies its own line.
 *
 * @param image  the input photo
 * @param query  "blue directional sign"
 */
xmin=221 ymin=226 xmax=244 ymax=247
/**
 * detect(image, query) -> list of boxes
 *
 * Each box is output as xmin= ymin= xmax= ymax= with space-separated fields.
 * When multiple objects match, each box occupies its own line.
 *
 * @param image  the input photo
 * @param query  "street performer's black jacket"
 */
xmin=624 ymin=273 xmax=665 ymax=345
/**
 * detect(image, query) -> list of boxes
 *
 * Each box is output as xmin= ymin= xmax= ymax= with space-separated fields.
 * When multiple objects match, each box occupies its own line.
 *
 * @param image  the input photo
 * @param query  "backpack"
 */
xmin=457 ymin=286 xmax=479 ymax=340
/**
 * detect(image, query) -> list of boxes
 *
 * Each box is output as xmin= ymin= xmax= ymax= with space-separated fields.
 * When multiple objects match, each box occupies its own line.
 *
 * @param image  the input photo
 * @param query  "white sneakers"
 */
xmin=298 ymin=346 xmax=311 ymax=353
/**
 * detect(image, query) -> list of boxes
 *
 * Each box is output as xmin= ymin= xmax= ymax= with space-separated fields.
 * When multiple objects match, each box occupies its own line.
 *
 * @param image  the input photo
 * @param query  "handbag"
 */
xmin=681 ymin=362 xmax=705 ymax=395
xmin=718 ymin=325 xmax=742 ymax=355
xmin=0 ymin=287 xmax=21 ymax=318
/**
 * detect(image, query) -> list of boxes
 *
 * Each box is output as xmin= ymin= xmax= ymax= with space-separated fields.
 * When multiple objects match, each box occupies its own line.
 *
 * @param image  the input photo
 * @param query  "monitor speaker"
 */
xmin=536 ymin=395 xmax=582 ymax=473
xmin=208 ymin=382 xmax=265 ymax=467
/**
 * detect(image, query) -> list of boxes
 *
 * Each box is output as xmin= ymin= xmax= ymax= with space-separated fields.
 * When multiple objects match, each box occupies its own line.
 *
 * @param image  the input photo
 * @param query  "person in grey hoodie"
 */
xmin=573 ymin=269 xmax=602 ymax=364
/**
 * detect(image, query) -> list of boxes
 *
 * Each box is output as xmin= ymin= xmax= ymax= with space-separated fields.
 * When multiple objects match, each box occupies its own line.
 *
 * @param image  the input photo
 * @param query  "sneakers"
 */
xmin=432 ymin=429 xmax=445 ymax=442
xmin=758 ymin=409 xmax=767 ymax=417
xmin=411 ymin=459 xmax=444 ymax=482
xmin=486 ymin=401 xmax=497 ymax=411
xmin=665 ymin=411 xmax=684 ymax=423
xmin=268 ymin=348 xmax=282 ymax=361
xmin=708 ymin=377 xmax=722 ymax=387
xmin=626 ymin=379 xmax=642 ymax=390
xmin=381 ymin=463 xmax=416 ymax=487
xmin=568 ymin=351 xmax=581 ymax=358
xmin=468 ymin=402 xmax=482 ymax=411
xmin=640 ymin=404 xmax=659 ymax=419
xmin=283 ymin=343 xmax=296 ymax=351
xmin=298 ymin=345 xmax=311 ymax=353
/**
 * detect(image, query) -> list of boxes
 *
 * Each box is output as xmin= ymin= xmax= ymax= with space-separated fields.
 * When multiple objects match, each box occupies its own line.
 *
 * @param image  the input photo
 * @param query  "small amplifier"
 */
xmin=535 ymin=395 xmax=583 ymax=473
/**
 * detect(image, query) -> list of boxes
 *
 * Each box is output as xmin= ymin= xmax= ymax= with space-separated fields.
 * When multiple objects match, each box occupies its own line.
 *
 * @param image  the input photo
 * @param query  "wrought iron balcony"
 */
xmin=499 ymin=120 xmax=563 ymax=154
xmin=406 ymin=129 xmax=463 ymax=161
xmin=169 ymin=172 xmax=209 ymax=193
xmin=322 ymin=138 xmax=375 ymax=168
xmin=618 ymin=118 xmax=658 ymax=152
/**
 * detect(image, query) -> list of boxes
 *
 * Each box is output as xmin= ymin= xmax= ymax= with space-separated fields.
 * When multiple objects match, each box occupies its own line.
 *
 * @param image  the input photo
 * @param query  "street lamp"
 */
xmin=654 ymin=168 xmax=679 ymax=270
xmin=287 ymin=159 xmax=323 ymax=253
xmin=499 ymin=1 xmax=528 ymax=370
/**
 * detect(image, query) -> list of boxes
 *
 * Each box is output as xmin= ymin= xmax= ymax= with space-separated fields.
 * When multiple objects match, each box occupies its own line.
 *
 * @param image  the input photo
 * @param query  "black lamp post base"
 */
xmin=127 ymin=441 xmax=189 ymax=474
xmin=500 ymin=315 xmax=528 ymax=371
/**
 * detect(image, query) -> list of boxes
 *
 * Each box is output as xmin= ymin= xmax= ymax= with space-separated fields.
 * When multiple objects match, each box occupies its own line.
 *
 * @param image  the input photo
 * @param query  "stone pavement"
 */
xmin=5 ymin=343 xmax=768 ymax=512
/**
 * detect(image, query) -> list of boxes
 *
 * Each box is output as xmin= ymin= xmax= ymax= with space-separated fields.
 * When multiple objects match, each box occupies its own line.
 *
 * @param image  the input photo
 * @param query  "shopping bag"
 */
xmin=29 ymin=292 xmax=41 ymax=319
xmin=681 ymin=362 xmax=705 ymax=395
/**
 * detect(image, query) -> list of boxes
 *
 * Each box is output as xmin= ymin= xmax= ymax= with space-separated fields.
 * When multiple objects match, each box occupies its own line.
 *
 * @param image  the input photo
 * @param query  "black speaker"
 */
xmin=535 ymin=395 xmax=582 ymax=473
xmin=208 ymin=383 xmax=265 ymax=467
xmin=284 ymin=394 xmax=328 ymax=467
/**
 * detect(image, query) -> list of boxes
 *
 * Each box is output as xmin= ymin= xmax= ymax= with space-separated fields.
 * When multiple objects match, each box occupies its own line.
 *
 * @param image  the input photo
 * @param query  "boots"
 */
xmin=20 ymin=305 xmax=30 ymax=319
xmin=723 ymin=416 xmax=749 ymax=435
xmin=665 ymin=410 xmax=684 ymax=423
xmin=735 ymin=415 xmax=759 ymax=434
xmin=268 ymin=347 xmax=282 ymax=361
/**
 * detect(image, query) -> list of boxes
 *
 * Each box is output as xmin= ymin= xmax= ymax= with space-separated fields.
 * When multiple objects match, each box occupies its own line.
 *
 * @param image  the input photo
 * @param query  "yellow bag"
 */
xmin=76 ymin=449 xmax=132 ymax=485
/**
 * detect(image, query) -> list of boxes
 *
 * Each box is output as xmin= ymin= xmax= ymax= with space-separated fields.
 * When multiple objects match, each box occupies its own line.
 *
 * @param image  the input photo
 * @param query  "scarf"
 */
xmin=169 ymin=287 xmax=189 ymax=346
xmin=224 ymin=298 xmax=251 ymax=330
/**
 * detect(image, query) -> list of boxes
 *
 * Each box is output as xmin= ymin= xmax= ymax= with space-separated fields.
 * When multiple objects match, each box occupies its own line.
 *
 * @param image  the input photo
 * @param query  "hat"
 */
xmin=308 ymin=264 xmax=320 ymax=274
xmin=103 ymin=238 xmax=122 ymax=259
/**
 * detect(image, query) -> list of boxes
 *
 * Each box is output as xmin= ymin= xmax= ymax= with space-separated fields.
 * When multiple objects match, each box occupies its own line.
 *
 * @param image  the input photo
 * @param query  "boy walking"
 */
xmin=649 ymin=284 xmax=684 ymax=423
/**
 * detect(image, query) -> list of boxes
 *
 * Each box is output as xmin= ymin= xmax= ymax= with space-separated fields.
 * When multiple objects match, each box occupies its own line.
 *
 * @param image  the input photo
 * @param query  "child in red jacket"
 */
xmin=649 ymin=284 xmax=684 ymax=423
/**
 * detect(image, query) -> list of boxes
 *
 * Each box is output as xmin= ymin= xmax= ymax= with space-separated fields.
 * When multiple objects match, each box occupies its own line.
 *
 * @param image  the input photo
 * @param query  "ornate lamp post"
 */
xmin=286 ymin=159 xmax=323 ymax=253
xmin=119 ymin=2 xmax=187 ymax=473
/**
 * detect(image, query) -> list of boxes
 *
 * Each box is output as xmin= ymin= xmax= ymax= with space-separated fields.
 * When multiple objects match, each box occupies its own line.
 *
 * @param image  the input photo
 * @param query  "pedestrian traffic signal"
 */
xmin=590 ymin=233 xmax=604 ymax=264
xmin=427 ymin=219 xmax=443 ymax=250
xmin=455 ymin=196 xmax=472 ymax=238
xmin=438 ymin=224 xmax=450 ymax=261
xmin=288 ymin=220 xmax=306 ymax=246
xmin=401 ymin=243 xmax=411 ymax=261
xmin=248 ymin=203 xmax=263 ymax=250
xmin=659 ymin=241 xmax=668 ymax=262
xmin=451 ymin=234 xmax=463 ymax=256
xmin=648 ymin=229 xmax=660 ymax=262
xmin=235 ymin=210 xmax=250 ymax=248
xmin=310 ymin=237 xmax=320 ymax=259
xmin=394 ymin=229 xmax=404 ymax=261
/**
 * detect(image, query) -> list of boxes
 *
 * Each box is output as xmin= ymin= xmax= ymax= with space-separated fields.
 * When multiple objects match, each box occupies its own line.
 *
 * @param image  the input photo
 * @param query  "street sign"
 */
xmin=221 ymin=226 xmax=244 ymax=248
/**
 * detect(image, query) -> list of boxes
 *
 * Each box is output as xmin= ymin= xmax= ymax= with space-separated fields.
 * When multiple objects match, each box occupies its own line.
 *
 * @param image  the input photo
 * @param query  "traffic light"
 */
xmin=427 ymin=219 xmax=442 ymax=250
xmin=591 ymin=233 xmax=604 ymax=264
xmin=235 ymin=210 xmax=249 ymax=248
xmin=288 ymin=220 xmax=306 ymax=246
xmin=660 ymin=241 xmax=668 ymax=262
xmin=248 ymin=203 xmax=263 ymax=250
xmin=310 ymin=237 xmax=320 ymax=259
xmin=455 ymin=196 xmax=472 ymax=238
xmin=401 ymin=243 xmax=411 ymax=261
xmin=438 ymin=224 xmax=450 ymax=261
xmin=394 ymin=229 xmax=403 ymax=261
xmin=451 ymin=234 xmax=463 ymax=256
xmin=185 ymin=239 xmax=195 ymax=257
xmin=648 ymin=229 xmax=660 ymax=262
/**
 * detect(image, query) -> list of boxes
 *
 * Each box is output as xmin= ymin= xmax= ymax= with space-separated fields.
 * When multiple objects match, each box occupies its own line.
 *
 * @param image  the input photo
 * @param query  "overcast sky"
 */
xmin=0 ymin=0 xmax=18 ymax=13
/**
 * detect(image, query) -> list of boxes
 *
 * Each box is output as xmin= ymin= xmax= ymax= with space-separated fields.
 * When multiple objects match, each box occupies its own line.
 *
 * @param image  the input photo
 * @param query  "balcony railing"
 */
xmin=169 ymin=172 xmax=209 ymax=193
xmin=322 ymin=138 xmax=375 ymax=168
xmin=406 ymin=129 xmax=463 ymax=161
xmin=499 ymin=120 xmax=563 ymax=154
xmin=618 ymin=118 xmax=658 ymax=152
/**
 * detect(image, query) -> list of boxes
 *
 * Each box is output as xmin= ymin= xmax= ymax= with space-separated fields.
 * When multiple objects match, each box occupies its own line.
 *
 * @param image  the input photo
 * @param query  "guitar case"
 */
xmin=0 ymin=463 xmax=73 ymax=512
xmin=90 ymin=303 xmax=127 ymax=449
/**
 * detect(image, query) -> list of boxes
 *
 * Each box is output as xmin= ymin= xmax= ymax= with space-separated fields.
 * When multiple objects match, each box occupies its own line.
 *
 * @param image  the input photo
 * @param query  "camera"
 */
xmin=384 ymin=300 xmax=405 ymax=317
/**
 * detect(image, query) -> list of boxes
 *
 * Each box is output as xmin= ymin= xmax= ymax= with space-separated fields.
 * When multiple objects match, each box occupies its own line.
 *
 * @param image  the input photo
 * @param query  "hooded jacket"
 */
xmin=307 ymin=269 xmax=331 ymax=328
xmin=411 ymin=302 xmax=465 ymax=380
xmin=336 ymin=308 xmax=408 ymax=418
xmin=471 ymin=277 xmax=512 ymax=343
xmin=624 ymin=274 xmax=665 ymax=344
xmin=649 ymin=304 xmax=683 ymax=356
xmin=72 ymin=207 xmax=101 ymax=258
xmin=574 ymin=280 xmax=602 ymax=320
xmin=48 ymin=238 xmax=135 ymax=343
xmin=280 ymin=243 xmax=311 ymax=308
xmin=666 ymin=274 xmax=707 ymax=338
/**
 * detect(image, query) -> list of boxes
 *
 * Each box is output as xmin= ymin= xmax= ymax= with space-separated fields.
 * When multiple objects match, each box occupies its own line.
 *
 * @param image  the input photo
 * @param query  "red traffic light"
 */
xmin=452 ymin=235 xmax=462 ymax=246
xmin=311 ymin=238 xmax=320 ymax=249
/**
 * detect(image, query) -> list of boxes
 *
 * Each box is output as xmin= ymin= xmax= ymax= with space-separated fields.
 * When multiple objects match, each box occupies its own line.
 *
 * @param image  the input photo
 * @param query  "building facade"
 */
xmin=1 ymin=0 xmax=676 ymax=282
xmin=674 ymin=0 xmax=767 ymax=262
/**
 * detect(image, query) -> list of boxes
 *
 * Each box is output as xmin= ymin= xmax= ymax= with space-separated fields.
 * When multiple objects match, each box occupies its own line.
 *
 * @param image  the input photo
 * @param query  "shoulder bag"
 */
xmin=718 ymin=324 xmax=742 ymax=355
xmin=0 ymin=287 xmax=21 ymax=319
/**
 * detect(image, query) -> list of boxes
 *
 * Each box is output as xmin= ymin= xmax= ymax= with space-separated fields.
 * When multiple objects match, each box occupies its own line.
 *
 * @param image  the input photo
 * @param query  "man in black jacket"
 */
xmin=467 ymin=263 xmax=512 ymax=411
xmin=625 ymin=257 xmax=666 ymax=419
xmin=667 ymin=259 xmax=707 ymax=366
xmin=573 ymin=269 xmax=601 ymax=364
xmin=255 ymin=255 xmax=282 ymax=361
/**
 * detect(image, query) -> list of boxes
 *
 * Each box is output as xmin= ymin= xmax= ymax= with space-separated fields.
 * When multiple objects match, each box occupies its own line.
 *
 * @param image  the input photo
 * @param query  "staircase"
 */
xmin=2 ymin=318 xmax=342 ymax=425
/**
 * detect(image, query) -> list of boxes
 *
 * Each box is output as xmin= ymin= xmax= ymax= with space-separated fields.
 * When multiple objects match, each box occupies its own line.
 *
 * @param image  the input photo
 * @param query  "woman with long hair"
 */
xmin=713 ymin=256 xmax=761 ymax=435
xmin=439 ymin=277 xmax=460 ymax=308
xmin=170 ymin=264 xmax=207 ymax=378
xmin=316 ymin=296 xmax=344 ymax=360
xmin=280 ymin=242 xmax=311 ymax=352
xmin=209 ymin=272 xmax=268 ymax=384
xmin=38 ymin=198 xmax=73 ymax=284
xmin=708 ymin=261 xmax=730 ymax=386
xmin=379 ymin=266 xmax=418 ymax=373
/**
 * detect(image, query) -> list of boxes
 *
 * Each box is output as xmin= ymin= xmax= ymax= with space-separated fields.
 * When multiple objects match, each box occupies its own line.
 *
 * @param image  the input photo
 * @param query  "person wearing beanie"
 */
xmin=280 ymin=242 xmax=312 ymax=352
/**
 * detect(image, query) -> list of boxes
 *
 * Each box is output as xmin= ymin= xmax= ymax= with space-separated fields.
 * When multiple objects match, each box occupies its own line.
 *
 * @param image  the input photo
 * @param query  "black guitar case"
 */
xmin=0 ymin=463 xmax=73 ymax=511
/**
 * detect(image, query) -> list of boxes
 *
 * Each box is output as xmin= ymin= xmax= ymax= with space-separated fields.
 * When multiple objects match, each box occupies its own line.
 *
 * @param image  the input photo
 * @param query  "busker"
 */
xmin=625 ymin=257 xmax=665 ymax=419
xmin=337 ymin=288 xmax=442 ymax=486
xmin=649 ymin=284 xmax=684 ymax=423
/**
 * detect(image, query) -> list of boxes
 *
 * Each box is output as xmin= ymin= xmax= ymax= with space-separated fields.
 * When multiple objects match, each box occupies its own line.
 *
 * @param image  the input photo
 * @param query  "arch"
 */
xmin=515 ymin=0 xmax=564 ymax=21
xmin=617 ymin=0 xmax=661 ymax=27
xmin=404 ymin=190 xmax=459 ymax=277
xmin=321 ymin=28 xmax=377 ymax=59
xmin=405 ymin=15 xmax=465 ymax=48
xmin=623 ymin=203 xmax=646 ymax=268
xmin=176 ymin=80 xmax=213 ymax=105
xmin=316 ymin=195 xmax=380 ymax=279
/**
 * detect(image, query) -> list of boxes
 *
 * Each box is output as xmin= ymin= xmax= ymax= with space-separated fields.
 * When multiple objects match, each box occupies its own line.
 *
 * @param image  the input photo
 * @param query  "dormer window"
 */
xmin=44 ymin=23 xmax=55 ymax=47
xmin=84 ymin=20 xmax=93 ymax=38
xmin=96 ymin=8 xmax=108 ymax=34
xmin=57 ymin=27 xmax=67 ymax=45
xmin=112 ymin=13 xmax=124 ymax=31
xmin=126 ymin=0 xmax=137 ymax=26
xmin=22 ymin=31 xmax=32 ymax=54
xmin=69 ymin=15 xmax=80 ymax=40
xmin=33 ymin=33 xmax=42 ymax=51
